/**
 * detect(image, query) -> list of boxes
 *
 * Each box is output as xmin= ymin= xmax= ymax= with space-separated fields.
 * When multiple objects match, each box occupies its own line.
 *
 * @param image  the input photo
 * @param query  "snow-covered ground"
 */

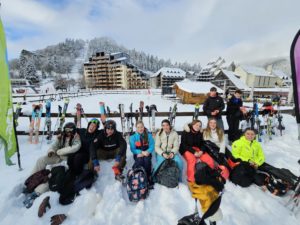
xmin=1 ymin=93 xmax=300 ymax=225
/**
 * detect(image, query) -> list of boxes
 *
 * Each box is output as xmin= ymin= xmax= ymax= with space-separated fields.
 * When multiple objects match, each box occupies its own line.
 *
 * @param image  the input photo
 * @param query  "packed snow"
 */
xmin=0 ymin=92 xmax=299 ymax=225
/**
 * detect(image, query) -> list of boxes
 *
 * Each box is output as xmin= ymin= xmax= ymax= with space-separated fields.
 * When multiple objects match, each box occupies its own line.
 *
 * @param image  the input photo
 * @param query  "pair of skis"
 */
xmin=74 ymin=103 xmax=88 ymax=128
xmin=169 ymin=104 xmax=177 ymax=127
xmin=28 ymin=104 xmax=43 ymax=144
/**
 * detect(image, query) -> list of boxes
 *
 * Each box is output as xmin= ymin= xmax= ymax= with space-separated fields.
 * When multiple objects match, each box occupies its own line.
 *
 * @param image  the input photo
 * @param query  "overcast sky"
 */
xmin=1 ymin=0 xmax=299 ymax=65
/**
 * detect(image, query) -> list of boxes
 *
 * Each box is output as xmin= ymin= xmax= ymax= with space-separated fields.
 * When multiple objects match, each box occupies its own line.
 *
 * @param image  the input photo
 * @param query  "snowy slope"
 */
xmin=1 ymin=93 xmax=300 ymax=225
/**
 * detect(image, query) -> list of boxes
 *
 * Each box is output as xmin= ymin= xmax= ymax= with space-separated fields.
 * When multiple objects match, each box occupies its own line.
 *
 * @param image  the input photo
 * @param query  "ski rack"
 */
xmin=16 ymin=109 xmax=294 ymax=135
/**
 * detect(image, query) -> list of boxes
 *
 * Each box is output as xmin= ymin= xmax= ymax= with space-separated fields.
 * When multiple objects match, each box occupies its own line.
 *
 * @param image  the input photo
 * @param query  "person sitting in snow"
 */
xmin=67 ymin=118 xmax=101 ymax=175
xmin=89 ymin=120 xmax=127 ymax=181
xmin=229 ymin=128 xmax=265 ymax=187
xmin=152 ymin=119 xmax=183 ymax=182
xmin=179 ymin=119 xmax=204 ymax=183
xmin=23 ymin=122 xmax=81 ymax=208
xmin=129 ymin=120 xmax=154 ymax=181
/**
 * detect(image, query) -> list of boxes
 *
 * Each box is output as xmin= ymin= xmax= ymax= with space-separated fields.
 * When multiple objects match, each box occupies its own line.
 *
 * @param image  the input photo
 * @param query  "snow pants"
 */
xmin=31 ymin=154 xmax=62 ymax=194
xmin=133 ymin=154 xmax=152 ymax=179
xmin=183 ymin=151 xmax=215 ymax=182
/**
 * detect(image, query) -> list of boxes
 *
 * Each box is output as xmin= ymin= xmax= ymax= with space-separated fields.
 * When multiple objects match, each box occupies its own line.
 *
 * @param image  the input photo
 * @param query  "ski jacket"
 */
xmin=129 ymin=131 xmax=154 ymax=155
xmin=203 ymin=95 xmax=225 ymax=119
xmin=47 ymin=134 xmax=81 ymax=160
xmin=231 ymin=136 xmax=265 ymax=166
xmin=179 ymin=124 xmax=204 ymax=155
xmin=77 ymin=128 xmax=100 ymax=154
xmin=155 ymin=129 xmax=179 ymax=156
xmin=90 ymin=129 xmax=127 ymax=162
xmin=203 ymin=129 xmax=225 ymax=154
xmin=226 ymin=95 xmax=243 ymax=118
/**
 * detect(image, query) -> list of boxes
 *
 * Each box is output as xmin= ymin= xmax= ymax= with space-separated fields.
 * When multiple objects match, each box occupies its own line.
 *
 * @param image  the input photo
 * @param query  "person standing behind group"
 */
xmin=153 ymin=119 xmax=183 ymax=178
xmin=179 ymin=120 xmax=204 ymax=183
xmin=203 ymin=87 xmax=225 ymax=130
xmin=226 ymin=89 xmax=247 ymax=143
xmin=129 ymin=121 xmax=154 ymax=180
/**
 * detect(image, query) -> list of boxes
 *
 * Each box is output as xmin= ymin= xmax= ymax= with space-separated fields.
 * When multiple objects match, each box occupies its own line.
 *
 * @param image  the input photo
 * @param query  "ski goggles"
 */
xmin=90 ymin=118 xmax=100 ymax=125
xmin=105 ymin=124 xmax=115 ymax=130
xmin=64 ymin=128 xmax=74 ymax=133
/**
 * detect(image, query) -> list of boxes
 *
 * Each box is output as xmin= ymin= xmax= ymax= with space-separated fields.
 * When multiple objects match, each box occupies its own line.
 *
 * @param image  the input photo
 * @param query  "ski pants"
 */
xmin=152 ymin=154 xmax=184 ymax=179
xmin=226 ymin=115 xmax=240 ymax=142
xmin=133 ymin=154 xmax=152 ymax=179
xmin=67 ymin=152 xmax=90 ymax=175
xmin=31 ymin=154 xmax=62 ymax=194
xmin=183 ymin=151 xmax=215 ymax=182
xmin=94 ymin=147 xmax=126 ymax=171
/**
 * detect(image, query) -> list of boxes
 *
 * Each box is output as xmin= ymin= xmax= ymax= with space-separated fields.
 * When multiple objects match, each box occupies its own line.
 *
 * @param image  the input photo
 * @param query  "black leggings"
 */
xmin=67 ymin=152 xmax=90 ymax=175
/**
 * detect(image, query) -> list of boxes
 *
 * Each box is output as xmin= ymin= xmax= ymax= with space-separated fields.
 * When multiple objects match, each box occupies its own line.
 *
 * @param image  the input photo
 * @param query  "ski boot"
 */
xmin=177 ymin=212 xmax=206 ymax=225
xmin=23 ymin=191 xmax=39 ymax=208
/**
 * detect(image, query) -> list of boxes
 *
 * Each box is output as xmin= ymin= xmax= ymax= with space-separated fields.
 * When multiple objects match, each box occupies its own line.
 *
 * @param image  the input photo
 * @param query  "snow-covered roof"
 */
xmin=222 ymin=70 xmax=250 ymax=91
xmin=152 ymin=67 xmax=186 ymax=78
xmin=272 ymin=70 xmax=288 ymax=78
xmin=240 ymin=65 xmax=274 ymax=77
xmin=253 ymin=87 xmax=290 ymax=92
xmin=174 ymin=80 xmax=223 ymax=94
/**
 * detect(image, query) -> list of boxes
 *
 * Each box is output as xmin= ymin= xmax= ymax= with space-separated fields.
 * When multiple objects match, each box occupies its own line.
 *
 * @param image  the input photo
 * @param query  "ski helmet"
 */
xmin=88 ymin=118 xmax=100 ymax=130
xmin=104 ymin=120 xmax=116 ymax=130
xmin=63 ymin=122 xmax=76 ymax=135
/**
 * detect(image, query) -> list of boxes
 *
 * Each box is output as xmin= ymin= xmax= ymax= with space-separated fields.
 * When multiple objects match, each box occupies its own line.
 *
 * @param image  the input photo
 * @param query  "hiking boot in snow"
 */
xmin=38 ymin=196 xmax=51 ymax=217
xmin=50 ymin=214 xmax=67 ymax=225
xmin=23 ymin=192 xmax=39 ymax=208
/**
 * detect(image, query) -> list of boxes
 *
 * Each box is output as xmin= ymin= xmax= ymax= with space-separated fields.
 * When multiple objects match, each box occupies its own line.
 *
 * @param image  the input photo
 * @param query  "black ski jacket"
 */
xmin=226 ymin=95 xmax=243 ymax=118
xmin=179 ymin=124 xmax=204 ymax=155
xmin=77 ymin=128 xmax=100 ymax=154
xmin=90 ymin=129 xmax=127 ymax=161
xmin=203 ymin=94 xmax=225 ymax=119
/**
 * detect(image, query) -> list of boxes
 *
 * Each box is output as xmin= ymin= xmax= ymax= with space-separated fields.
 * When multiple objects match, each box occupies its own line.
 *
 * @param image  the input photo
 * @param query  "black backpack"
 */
xmin=230 ymin=162 xmax=256 ymax=187
xmin=49 ymin=166 xmax=66 ymax=192
xmin=154 ymin=159 xmax=180 ymax=188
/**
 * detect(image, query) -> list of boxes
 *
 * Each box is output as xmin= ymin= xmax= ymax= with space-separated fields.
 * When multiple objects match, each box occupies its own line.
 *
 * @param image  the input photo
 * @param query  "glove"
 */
xmin=38 ymin=196 xmax=51 ymax=217
xmin=50 ymin=214 xmax=67 ymax=225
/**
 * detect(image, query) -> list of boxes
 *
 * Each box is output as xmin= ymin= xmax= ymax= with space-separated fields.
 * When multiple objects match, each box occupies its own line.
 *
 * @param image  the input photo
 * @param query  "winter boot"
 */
xmin=23 ymin=191 xmax=39 ymax=208
xmin=50 ymin=214 xmax=67 ymax=225
xmin=38 ymin=196 xmax=51 ymax=217
xmin=177 ymin=212 xmax=206 ymax=225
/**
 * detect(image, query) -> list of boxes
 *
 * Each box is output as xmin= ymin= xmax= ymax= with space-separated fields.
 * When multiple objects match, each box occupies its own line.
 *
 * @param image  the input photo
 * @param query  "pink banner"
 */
xmin=291 ymin=30 xmax=300 ymax=123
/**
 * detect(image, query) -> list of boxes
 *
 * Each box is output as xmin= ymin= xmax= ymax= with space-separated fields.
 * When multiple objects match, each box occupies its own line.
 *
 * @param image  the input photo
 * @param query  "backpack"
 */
xmin=195 ymin=162 xmax=224 ymax=192
xmin=24 ymin=169 xmax=50 ymax=193
xmin=154 ymin=159 xmax=180 ymax=188
xmin=126 ymin=166 xmax=149 ymax=202
xmin=49 ymin=166 xmax=66 ymax=192
xmin=229 ymin=162 xmax=256 ymax=187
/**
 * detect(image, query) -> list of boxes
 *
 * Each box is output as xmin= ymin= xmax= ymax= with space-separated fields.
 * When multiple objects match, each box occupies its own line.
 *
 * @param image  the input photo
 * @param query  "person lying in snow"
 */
xmin=23 ymin=122 xmax=81 ymax=208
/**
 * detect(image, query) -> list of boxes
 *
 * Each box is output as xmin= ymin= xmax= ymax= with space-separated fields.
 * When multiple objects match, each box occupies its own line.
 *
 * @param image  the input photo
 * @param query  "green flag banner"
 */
xmin=0 ymin=18 xmax=17 ymax=165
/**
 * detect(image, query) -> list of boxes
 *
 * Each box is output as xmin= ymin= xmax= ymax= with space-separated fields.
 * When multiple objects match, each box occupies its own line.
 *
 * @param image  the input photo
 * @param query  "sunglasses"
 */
xmin=105 ymin=126 xmax=114 ymax=130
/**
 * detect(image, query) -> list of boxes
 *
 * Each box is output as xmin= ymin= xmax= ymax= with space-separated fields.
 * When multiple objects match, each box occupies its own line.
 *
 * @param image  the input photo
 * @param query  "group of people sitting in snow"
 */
xmin=21 ymin=88 xmax=299 ymax=225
